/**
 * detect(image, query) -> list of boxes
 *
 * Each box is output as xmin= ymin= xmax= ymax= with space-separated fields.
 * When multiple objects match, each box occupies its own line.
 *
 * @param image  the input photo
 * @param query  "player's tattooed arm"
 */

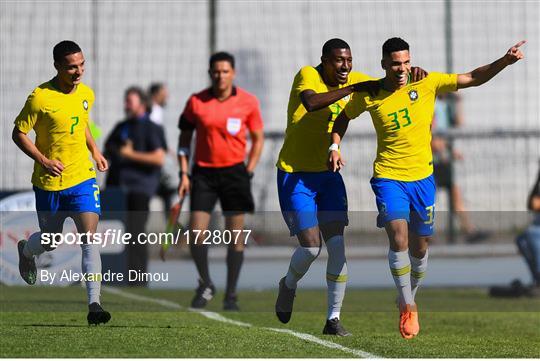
xmin=85 ymin=126 xmax=108 ymax=172
xmin=457 ymin=40 xmax=525 ymax=89
xmin=328 ymin=112 xmax=351 ymax=172
xmin=12 ymin=126 xmax=64 ymax=176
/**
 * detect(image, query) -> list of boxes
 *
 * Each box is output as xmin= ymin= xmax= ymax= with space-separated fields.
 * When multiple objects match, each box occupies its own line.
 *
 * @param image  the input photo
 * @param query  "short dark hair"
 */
xmin=125 ymin=86 xmax=149 ymax=109
xmin=209 ymin=51 xmax=235 ymax=69
xmin=53 ymin=40 xmax=82 ymax=63
xmin=149 ymin=83 xmax=165 ymax=97
xmin=382 ymin=37 xmax=409 ymax=57
xmin=322 ymin=38 xmax=350 ymax=56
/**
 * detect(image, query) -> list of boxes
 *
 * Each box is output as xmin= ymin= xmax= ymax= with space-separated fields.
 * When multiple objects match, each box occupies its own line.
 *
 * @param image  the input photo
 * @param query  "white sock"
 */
xmin=325 ymin=235 xmax=347 ymax=320
xmin=410 ymin=250 xmax=428 ymax=300
xmin=284 ymin=246 xmax=320 ymax=289
xmin=388 ymin=249 xmax=414 ymax=306
xmin=81 ymin=242 xmax=102 ymax=305
xmin=23 ymin=232 xmax=46 ymax=258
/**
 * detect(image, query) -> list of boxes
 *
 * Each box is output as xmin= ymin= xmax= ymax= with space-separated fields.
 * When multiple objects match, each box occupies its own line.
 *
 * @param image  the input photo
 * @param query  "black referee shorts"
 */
xmin=190 ymin=162 xmax=255 ymax=213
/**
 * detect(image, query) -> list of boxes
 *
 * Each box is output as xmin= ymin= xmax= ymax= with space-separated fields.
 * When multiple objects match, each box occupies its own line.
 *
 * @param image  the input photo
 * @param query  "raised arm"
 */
xmin=457 ymin=40 xmax=525 ymax=89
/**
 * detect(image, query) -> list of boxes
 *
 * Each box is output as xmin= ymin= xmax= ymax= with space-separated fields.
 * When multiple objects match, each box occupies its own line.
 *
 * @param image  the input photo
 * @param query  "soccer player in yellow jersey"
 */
xmin=330 ymin=37 xmax=526 ymax=338
xmin=274 ymin=38 xmax=426 ymax=336
xmin=12 ymin=40 xmax=111 ymax=325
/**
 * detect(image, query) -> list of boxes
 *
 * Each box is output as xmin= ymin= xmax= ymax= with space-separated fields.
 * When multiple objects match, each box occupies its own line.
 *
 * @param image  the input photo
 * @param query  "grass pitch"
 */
xmin=1 ymin=284 xmax=539 ymax=358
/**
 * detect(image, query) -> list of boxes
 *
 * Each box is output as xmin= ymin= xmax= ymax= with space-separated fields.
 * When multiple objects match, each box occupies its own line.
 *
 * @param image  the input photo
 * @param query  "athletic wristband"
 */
xmin=328 ymin=143 xmax=340 ymax=153
xmin=177 ymin=147 xmax=190 ymax=157
xmin=179 ymin=171 xmax=190 ymax=179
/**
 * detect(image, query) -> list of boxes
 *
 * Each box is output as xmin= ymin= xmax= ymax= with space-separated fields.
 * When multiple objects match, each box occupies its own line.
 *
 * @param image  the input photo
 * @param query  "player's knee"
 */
xmin=391 ymin=231 xmax=409 ymax=251
xmin=297 ymin=228 xmax=322 ymax=248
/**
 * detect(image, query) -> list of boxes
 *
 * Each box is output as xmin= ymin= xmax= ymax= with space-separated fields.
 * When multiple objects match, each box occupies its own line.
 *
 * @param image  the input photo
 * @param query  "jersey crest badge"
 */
xmin=226 ymin=117 xmax=242 ymax=136
xmin=83 ymin=100 xmax=89 ymax=110
xmin=408 ymin=90 xmax=418 ymax=101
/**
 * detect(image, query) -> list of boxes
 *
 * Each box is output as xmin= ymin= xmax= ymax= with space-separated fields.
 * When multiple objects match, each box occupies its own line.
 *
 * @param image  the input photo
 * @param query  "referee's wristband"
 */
xmin=328 ymin=143 xmax=340 ymax=153
xmin=179 ymin=171 xmax=190 ymax=179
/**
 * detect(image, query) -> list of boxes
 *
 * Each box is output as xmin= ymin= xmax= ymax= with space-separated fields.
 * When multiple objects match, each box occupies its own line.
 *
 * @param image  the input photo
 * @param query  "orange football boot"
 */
xmin=399 ymin=304 xmax=419 ymax=339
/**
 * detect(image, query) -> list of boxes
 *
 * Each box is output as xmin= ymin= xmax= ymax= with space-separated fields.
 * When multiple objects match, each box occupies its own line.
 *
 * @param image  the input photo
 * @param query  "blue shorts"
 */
xmin=277 ymin=169 xmax=348 ymax=236
xmin=370 ymin=175 xmax=436 ymax=236
xmin=34 ymin=178 xmax=101 ymax=231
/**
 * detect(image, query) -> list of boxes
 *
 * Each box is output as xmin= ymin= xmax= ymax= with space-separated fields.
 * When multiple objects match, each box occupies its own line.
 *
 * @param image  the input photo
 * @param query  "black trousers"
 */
xmin=125 ymin=192 xmax=151 ymax=286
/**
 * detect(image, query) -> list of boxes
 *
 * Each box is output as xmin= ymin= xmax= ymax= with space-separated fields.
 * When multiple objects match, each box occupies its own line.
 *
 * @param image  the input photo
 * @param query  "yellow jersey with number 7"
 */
xmin=343 ymin=72 xmax=458 ymax=181
xmin=14 ymin=81 xmax=96 ymax=191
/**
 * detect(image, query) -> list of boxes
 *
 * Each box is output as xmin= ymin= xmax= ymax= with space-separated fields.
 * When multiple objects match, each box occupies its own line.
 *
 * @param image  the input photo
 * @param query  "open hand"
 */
xmin=92 ymin=151 xmax=109 ymax=172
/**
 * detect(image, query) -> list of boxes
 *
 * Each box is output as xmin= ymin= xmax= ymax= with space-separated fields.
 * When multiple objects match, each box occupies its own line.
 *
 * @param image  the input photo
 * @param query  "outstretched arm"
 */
xmin=300 ymin=87 xmax=355 ymax=112
xmin=457 ymin=40 xmax=525 ymax=89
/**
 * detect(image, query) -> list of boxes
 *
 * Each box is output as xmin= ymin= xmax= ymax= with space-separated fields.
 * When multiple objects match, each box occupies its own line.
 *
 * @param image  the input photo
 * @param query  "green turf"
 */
xmin=1 ymin=285 xmax=539 ymax=358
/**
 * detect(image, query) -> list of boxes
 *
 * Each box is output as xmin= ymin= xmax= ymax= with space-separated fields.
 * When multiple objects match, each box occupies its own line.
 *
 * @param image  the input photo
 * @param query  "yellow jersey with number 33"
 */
xmin=14 ymin=81 xmax=96 ymax=191
xmin=344 ymin=72 xmax=458 ymax=181
xmin=277 ymin=65 xmax=375 ymax=172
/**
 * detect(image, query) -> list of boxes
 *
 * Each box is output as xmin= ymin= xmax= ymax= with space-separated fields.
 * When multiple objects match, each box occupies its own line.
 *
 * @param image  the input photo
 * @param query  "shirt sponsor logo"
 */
xmin=226 ymin=117 xmax=242 ymax=136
